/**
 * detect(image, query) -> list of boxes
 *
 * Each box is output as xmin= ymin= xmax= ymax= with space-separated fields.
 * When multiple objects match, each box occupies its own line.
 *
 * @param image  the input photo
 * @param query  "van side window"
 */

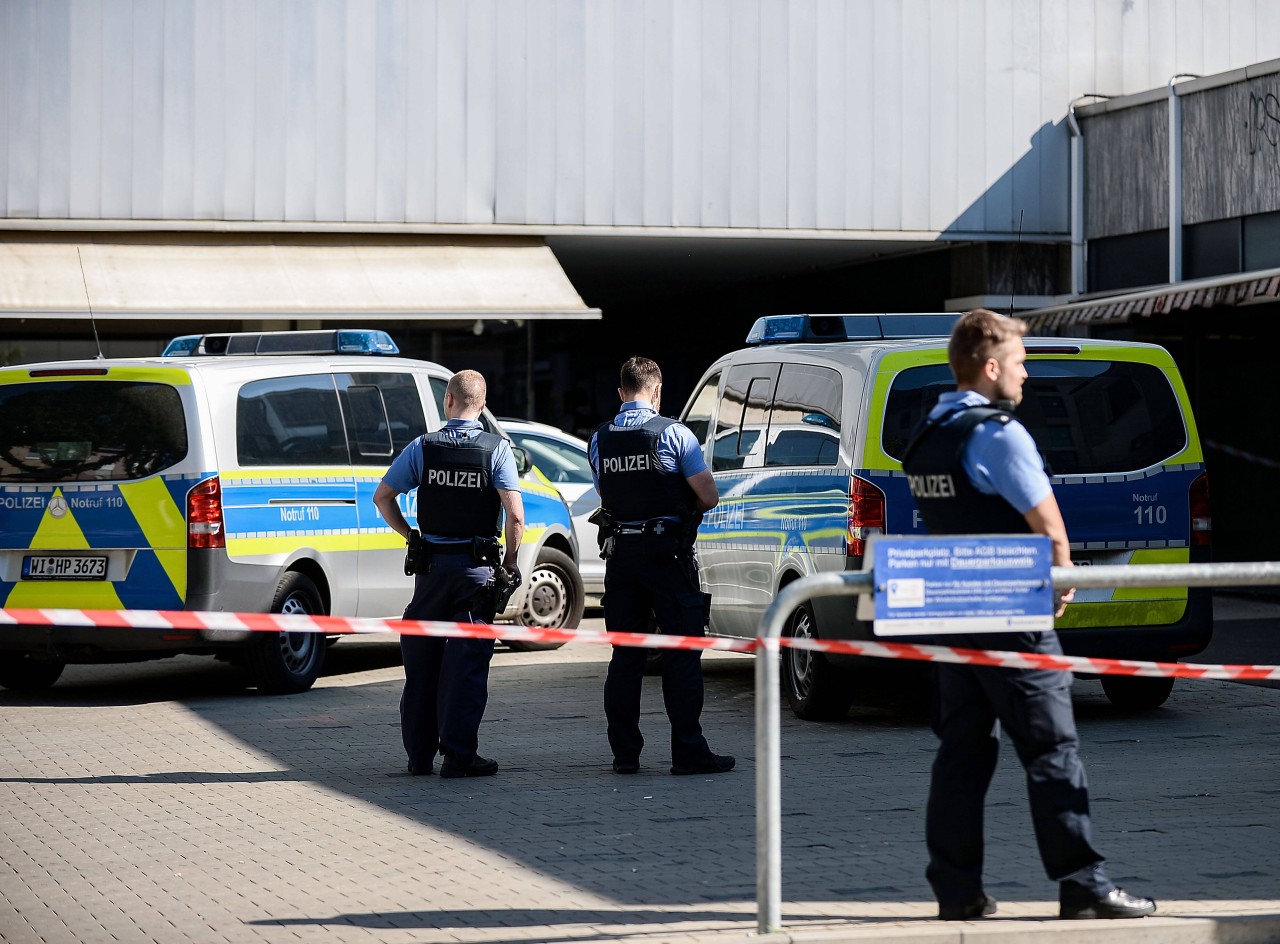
xmin=339 ymin=372 xmax=427 ymax=459
xmin=714 ymin=364 xmax=779 ymax=471
xmin=428 ymin=377 xmax=448 ymax=428
xmin=237 ymin=375 xmax=350 ymax=466
xmin=765 ymin=365 xmax=843 ymax=467
xmin=682 ymin=371 xmax=721 ymax=450
xmin=344 ymin=385 xmax=393 ymax=458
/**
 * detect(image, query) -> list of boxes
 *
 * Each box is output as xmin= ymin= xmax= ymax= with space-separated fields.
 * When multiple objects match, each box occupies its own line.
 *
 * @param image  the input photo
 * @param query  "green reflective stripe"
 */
xmin=1057 ymin=599 xmax=1188 ymax=629
xmin=0 ymin=366 xmax=193 ymax=386
xmin=1110 ymin=547 xmax=1191 ymax=602
xmin=118 ymin=476 xmax=188 ymax=598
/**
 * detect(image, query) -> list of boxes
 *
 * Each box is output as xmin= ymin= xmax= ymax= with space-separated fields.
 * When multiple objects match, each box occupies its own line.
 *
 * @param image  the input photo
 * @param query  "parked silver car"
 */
xmin=500 ymin=419 xmax=605 ymax=605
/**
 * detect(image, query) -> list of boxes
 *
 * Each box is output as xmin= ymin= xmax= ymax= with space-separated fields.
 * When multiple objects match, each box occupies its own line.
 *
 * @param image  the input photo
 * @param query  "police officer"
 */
xmin=372 ymin=370 xmax=524 ymax=779
xmin=901 ymin=309 xmax=1155 ymax=920
xmin=589 ymin=356 xmax=734 ymax=777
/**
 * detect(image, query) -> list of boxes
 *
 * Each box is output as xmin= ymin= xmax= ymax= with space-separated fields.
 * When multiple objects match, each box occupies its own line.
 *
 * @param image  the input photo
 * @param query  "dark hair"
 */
xmin=949 ymin=308 xmax=1028 ymax=384
xmin=619 ymin=356 xmax=662 ymax=396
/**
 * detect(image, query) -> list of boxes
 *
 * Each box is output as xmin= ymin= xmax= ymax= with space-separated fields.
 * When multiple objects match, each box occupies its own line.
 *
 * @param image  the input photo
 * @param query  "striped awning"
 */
xmin=1023 ymin=269 xmax=1280 ymax=333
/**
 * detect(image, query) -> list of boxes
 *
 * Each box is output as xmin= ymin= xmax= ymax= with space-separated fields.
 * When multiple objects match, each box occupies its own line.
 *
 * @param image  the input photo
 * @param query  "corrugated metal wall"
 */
xmin=4 ymin=0 xmax=1280 ymax=238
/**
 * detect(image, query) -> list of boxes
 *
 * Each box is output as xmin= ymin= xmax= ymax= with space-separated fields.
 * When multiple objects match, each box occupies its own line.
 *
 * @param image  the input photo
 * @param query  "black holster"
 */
xmin=404 ymin=531 xmax=430 ymax=576
xmin=487 ymin=566 xmax=522 ymax=613
xmin=589 ymin=506 xmax=617 ymax=560
xmin=471 ymin=535 xmax=502 ymax=566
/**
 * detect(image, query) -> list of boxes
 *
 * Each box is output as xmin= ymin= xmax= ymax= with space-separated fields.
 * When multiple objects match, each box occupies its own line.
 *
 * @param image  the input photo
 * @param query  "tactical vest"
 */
xmin=417 ymin=430 xmax=503 ymax=539
xmin=900 ymin=406 xmax=1031 ymax=536
xmin=594 ymin=416 xmax=696 ymax=522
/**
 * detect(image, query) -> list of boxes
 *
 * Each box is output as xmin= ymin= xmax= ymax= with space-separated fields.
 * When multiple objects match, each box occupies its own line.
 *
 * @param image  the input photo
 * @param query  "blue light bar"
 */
xmin=162 ymin=335 xmax=202 ymax=356
xmin=745 ymin=313 xmax=961 ymax=345
xmin=162 ymin=329 xmax=400 ymax=357
xmin=336 ymin=329 xmax=400 ymax=355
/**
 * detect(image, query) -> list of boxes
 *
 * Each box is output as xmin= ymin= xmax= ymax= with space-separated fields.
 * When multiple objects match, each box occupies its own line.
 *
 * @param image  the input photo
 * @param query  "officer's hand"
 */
xmin=1054 ymin=586 xmax=1075 ymax=618
xmin=504 ymin=564 xmax=521 ymax=585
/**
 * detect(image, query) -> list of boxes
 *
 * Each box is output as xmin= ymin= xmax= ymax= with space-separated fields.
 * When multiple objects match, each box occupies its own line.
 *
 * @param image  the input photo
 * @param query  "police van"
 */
xmin=679 ymin=314 xmax=1212 ymax=717
xmin=0 ymin=329 xmax=583 ymax=694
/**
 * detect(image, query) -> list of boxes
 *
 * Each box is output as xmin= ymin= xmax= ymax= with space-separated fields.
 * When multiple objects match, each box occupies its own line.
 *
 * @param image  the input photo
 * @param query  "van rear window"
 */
xmin=882 ymin=360 xmax=1188 ymax=475
xmin=0 ymin=380 xmax=188 ymax=482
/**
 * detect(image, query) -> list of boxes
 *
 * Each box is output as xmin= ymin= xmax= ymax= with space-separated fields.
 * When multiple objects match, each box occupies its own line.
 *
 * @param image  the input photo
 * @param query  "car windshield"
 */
xmin=511 ymin=432 xmax=593 ymax=485
xmin=882 ymin=359 xmax=1188 ymax=475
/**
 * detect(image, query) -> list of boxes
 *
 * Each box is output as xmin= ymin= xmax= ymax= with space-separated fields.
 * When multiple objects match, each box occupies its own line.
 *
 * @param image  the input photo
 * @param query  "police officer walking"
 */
xmin=901 ymin=309 xmax=1155 ymax=920
xmin=373 ymin=370 xmax=524 ymax=779
xmin=589 ymin=356 xmax=734 ymax=777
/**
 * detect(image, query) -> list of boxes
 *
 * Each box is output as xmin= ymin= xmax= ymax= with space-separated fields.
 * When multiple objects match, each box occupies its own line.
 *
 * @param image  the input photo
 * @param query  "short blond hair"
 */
xmin=948 ymin=309 xmax=1028 ymax=385
xmin=447 ymin=370 xmax=487 ymax=413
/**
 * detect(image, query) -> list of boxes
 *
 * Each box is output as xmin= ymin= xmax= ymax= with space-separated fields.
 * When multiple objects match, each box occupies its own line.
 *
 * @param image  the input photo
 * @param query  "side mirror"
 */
xmin=510 ymin=444 xmax=533 ymax=476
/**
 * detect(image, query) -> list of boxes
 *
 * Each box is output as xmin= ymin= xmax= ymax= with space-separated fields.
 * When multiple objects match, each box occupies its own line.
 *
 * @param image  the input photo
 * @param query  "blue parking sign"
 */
xmin=870 ymin=535 xmax=1055 ymax=636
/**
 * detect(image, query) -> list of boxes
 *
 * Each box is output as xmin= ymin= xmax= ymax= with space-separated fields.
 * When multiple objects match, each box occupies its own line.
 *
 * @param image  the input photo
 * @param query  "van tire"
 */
xmin=781 ymin=601 xmax=855 ymax=721
xmin=0 ymin=655 xmax=65 ymax=692
xmin=1101 ymin=674 xmax=1175 ymax=710
xmin=505 ymin=547 xmax=583 ymax=651
xmin=248 ymin=572 xmax=327 ymax=695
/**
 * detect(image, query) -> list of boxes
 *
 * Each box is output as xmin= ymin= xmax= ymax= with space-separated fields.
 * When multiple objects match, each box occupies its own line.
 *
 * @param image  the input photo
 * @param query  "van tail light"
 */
xmin=187 ymin=476 xmax=226 ymax=549
xmin=848 ymin=475 xmax=886 ymax=557
xmin=1189 ymin=472 xmax=1211 ymax=548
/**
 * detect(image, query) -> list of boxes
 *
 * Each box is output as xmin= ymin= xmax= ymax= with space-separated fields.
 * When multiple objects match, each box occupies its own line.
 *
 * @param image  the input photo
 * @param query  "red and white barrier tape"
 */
xmin=2 ymin=607 xmax=1277 ymax=681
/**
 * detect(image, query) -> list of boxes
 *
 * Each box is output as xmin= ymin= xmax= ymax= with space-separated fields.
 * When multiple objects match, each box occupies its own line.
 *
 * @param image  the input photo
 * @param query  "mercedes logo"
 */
xmin=48 ymin=495 xmax=68 ymax=519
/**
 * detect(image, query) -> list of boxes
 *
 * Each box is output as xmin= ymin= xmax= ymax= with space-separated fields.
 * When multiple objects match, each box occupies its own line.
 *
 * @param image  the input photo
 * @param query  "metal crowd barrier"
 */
xmin=753 ymin=560 xmax=1280 ymax=934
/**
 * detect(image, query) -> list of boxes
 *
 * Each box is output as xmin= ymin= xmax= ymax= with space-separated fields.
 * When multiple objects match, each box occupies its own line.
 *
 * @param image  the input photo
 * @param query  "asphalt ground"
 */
xmin=0 ymin=595 xmax=1278 ymax=944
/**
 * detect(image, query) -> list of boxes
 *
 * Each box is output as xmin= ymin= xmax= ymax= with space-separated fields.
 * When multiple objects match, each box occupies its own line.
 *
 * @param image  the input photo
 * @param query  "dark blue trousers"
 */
xmin=602 ymin=541 xmax=715 ymax=769
xmin=926 ymin=630 xmax=1111 ymax=907
xmin=399 ymin=552 xmax=495 ymax=770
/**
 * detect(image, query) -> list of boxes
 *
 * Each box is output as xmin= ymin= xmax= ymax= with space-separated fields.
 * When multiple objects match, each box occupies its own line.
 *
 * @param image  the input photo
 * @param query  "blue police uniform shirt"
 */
xmin=382 ymin=418 xmax=520 ymax=544
xmin=588 ymin=399 xmax=707 ymax=522
xmin=926 ymin=390 xmax=1051 ymax=516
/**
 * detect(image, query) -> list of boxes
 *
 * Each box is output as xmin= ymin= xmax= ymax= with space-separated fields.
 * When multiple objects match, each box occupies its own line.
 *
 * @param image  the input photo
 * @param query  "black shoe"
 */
xmin=439 ymin=755 xmax=499 ymax=779
xmin=613 ymin=759 xmax=640 ymax=775
xmin=671 ymin=754 xmax=735 ymax=776
xmin=1060 ymin=887 xmax=1156 ymax=920
xmin=938 ymin=896 xmax=997 ymax=921
xmin=406 ymin=761 xmax=434 ymax=776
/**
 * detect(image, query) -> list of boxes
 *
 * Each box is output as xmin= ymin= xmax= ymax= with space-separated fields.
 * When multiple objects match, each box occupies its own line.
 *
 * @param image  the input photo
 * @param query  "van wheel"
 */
xmin=782 ymin=601 xmax=855 ymax=721
xmin=505 ymin=547 xmax=583 ymax=651
xmin=1101 ymin=675 xmax=1175 ymax=710
xmin=0 ymin=655 xmax=65 ymax=692
xmin=248 ymin=572 xmax=327 ymax=695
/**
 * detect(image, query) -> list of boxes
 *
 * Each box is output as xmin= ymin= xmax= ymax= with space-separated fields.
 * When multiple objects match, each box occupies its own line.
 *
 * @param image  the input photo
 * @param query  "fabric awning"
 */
xmin=1023 ymin=268 xmax=1280 ymax=333
xmin=0 ymin=233 xmax=600 ymax=321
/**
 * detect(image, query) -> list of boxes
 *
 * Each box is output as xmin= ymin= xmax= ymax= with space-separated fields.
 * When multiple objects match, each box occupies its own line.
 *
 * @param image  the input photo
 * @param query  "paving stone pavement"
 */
xmin=1 ymin=614 xmax=1278 ymax=944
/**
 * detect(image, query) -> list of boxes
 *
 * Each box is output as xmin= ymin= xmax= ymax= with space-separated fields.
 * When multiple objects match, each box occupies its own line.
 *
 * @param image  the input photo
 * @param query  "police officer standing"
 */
xmin=589 ymin=356 xmax=734 ymax=777
xmin=373 ymin=370 xmax=524 ymax=779
xmin=901 ymin=310 xmax=1155 ymax=920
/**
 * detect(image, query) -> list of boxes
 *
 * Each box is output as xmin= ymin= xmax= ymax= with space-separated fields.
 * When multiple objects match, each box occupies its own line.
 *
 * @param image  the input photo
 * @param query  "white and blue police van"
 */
xmin=0 ymin=329 xmax=582 ymax=694
xmin=679 ymin=314 xmax=1213 ymax=717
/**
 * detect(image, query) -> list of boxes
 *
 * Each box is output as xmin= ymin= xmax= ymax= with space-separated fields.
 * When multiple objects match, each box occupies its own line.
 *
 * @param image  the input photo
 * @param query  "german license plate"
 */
xmin=21 ymin=555 xmax=108 ymax=580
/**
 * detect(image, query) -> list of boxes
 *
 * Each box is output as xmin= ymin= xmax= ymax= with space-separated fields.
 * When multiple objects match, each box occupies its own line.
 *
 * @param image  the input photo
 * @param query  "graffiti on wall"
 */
xmin=1248 ymin=91 xmax=1280 ymax=155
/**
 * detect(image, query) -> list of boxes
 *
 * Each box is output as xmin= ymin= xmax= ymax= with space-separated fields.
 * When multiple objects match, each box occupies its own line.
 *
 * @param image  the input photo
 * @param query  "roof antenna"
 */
xmin=1009 ymin=208 xmax=1024 ymax=318
xmin=76 ymin=247 xmax=105 ymax=360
